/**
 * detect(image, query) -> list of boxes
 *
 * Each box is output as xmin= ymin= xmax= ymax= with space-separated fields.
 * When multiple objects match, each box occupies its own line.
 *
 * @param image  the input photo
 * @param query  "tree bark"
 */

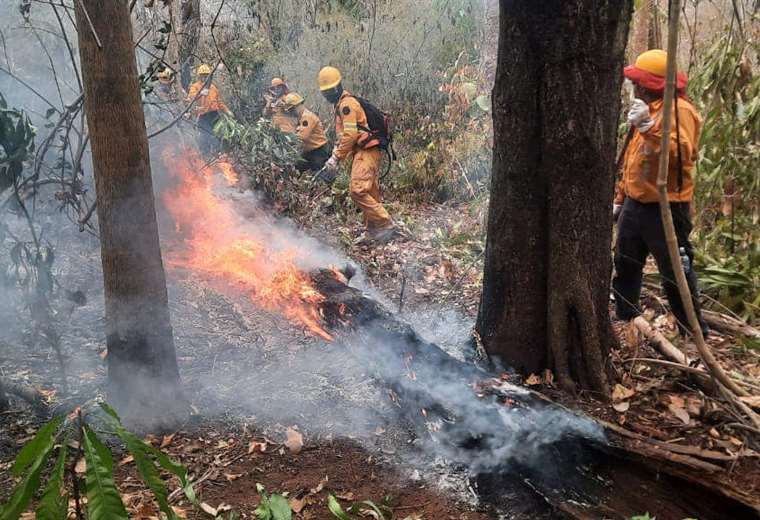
xmin=178 ymin=0 xmax=201 ymax=91
xmin=630 ymin=0 xmax=653 ymax=60
xmin=476 ymin=1 xmax=633 ymax=394
xmin=0 ymin=377 xmax=8 ymax=412
xmin=74 ymin=0 xmax=183 ymax=425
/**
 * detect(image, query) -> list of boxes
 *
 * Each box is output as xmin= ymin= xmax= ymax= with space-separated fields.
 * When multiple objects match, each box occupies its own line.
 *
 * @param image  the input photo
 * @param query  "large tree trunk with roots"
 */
xmin=74 ymin=1 xmax=183 ymax=425
xmin=476 ymin=1 xmax=633 ymax=394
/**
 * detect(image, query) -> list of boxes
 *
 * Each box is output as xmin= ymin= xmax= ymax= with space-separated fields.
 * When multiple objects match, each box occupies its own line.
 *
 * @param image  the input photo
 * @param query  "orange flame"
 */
xmin=215 ymin=157 xmax=240 ymax=186
xmin=161 ymin=147 xmax=333 ymax=341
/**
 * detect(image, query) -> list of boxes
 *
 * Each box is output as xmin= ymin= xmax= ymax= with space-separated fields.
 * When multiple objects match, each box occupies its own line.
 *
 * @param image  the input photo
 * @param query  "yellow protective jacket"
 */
xmin=272 ymin=112 xmax=297 ymax=134
xmin=333 ymin=90 xmax=376 ymax=160
xmin=296 ymin=109 xmax=328 ymax=152
xmin=264 ymin=95 xmax=296 ymax=133
xmin=187 ymin=82 xmax=230 ymax=116
xmin=616 ymin=97 xmax=701 ymax=204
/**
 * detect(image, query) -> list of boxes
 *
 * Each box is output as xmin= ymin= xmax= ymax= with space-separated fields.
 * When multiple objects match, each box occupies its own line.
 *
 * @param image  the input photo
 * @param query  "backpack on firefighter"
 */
xmin=345 ymin=95 xmax=396 ymax=180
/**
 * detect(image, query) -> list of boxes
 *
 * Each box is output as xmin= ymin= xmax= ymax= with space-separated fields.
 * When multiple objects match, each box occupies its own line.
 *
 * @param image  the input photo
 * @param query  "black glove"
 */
xmin=313 ymin=167 xmax=337 ymax=185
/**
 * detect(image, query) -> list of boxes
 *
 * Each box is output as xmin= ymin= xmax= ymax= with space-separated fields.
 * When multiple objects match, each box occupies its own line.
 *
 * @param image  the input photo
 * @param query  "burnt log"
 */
xmin=0 ymin=377 xmax=47 ymax=410
xmin=312 ymin=268 xmax=760 ymax=519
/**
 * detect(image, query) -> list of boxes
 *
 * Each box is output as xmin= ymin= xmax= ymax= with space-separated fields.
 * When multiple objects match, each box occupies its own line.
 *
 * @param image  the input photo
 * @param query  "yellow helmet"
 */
xmin=633 ymin=49 xmax=667 ymax=77
xmin=318 ymin=66 xmax=342 ymax=91
xmin=271 ymin=77 xmax=286 ymax=88
xmin=158 ymin=69 xmax=173 ymax=83
xmin=197 ymin=63 xmax=212 ymax=75
xmin=282 ymin=92 xmax=305 ymax=111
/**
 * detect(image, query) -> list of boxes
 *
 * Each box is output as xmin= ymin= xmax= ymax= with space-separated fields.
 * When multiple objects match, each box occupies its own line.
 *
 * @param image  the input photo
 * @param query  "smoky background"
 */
xmin=0 ymin=0 xmax=600 ymax=489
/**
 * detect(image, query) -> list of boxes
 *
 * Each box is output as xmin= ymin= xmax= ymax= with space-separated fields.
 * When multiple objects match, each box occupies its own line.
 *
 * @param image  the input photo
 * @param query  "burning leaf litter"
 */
xmin=160 ymin=146 xmax=333 ymax=341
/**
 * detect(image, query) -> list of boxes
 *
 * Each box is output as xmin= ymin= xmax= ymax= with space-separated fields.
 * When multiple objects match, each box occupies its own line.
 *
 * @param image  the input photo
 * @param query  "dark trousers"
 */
xmin=295 ymin=143 xmax=331 ymax=172
xmin=197 ymin=110 xmax=221 ymax=157
xmin=613 ymin=198 xmax=707 ymax=335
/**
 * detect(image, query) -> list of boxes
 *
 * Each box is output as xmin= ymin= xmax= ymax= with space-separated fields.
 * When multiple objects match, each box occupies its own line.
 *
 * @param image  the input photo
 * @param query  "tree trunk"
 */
xmin=0 ymin=377 xmax=8 ymax=412
xmin=178 ymin=0 xmax=201 ymax=91
xmin=476 ymin=1 xmax=633 ymax=394
xmin=74 ymin=0 xmax=183 ymax=425
xmin=630 ymin=0 xmax=653 ymax=60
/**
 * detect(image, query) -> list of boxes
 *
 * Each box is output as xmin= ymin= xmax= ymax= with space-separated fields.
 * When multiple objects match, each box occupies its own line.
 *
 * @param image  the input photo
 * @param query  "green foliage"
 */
xmin=215 ymin=115 xmax=300 ymax=173
xmin=1 ymin=416 xmax=62 ymax=520
xmin=327 ymin=495 xmax=354 ymax=520
xmin=254 ymin=484 xmax=292 ymax=520
xmin=0 ymin=402 xmax=195 ymax=520
xmin=0 ymin=92 xmax=36 ymax=193
xmin=689 ymin=32 xmax=760 ymax=321
xmin=327 ymin=494 xmax=394 ymax=520
xmin=82 ymin=424 xmax=128 ymax=520
xmin=35 ymin=439 xmax=68 ymax=520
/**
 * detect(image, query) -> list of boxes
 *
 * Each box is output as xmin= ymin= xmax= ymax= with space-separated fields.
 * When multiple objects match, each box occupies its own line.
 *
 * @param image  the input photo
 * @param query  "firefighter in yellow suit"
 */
xmin=318 ymin=66 xmax=395 ymax=244
xmin=281 ymin=92 xmax=331 ymax=172
xmin=264 ymin=78 xmax=296 ymax=134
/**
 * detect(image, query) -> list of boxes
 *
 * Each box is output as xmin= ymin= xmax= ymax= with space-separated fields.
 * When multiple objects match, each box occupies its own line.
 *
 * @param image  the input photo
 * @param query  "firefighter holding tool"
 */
xmin=318 ymin=66 xmax=397 ymax=245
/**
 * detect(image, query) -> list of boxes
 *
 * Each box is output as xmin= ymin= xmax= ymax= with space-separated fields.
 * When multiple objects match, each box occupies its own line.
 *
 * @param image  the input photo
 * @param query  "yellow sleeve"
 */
xmin=334 ymin=98 xmax=362 ymax=160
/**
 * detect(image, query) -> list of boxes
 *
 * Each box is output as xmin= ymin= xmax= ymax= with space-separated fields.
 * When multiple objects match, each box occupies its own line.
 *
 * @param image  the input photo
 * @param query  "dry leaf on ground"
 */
xmin=525 ymin=373 xmax=541 ymax=386
xmin=160 ymin=432 xmax=177 ymax=448
xmin=668 ymin=402 xmax=691 ymax=425
xmin=612 ymin=384 xmax=635 ymax=402
xmin=248 ymin=440 xmax=268 ymax=454
xmin=285 ymin=427 xmax=304 ymax=454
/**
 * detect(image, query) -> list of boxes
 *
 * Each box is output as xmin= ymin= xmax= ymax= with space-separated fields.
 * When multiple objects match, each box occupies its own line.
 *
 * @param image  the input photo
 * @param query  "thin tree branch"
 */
xmin=76 ymin=0 xmax=101 ymax=48
xmin=78 ymin=198 xmax=97 ymax=231
xmin=50 ymin=0 xmax=83 ymax=91
xmin=0 ymin=65 xmax=60 ymax=113
xmin=656 ymin=0 xmax=759 ymax=429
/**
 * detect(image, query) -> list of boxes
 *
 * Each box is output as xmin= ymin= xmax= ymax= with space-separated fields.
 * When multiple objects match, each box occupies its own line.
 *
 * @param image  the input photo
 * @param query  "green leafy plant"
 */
xmin=0 ymin=401 xmax=195 ymax=520
xmin=254 ymin=484 xmax=292 ymax=520
xmin=689 ymin=31 xmax=760 ymax=321
xmin=0 ymin=93 xmax=36 ymax=193
xmin=327 ymin=494 xmax=394 ymax=520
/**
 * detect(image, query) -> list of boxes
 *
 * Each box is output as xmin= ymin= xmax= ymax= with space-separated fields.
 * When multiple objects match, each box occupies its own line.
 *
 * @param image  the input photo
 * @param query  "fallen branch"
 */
xmin=702 ymin=310 xmax=760 ymax=339
xmin=623 ymin=357 xmax=760 ymax=393
xmin=632 ymin=315 xmax=689 ymax=365
xmin=600 ymin=419 xmax=725 ymax=471
xmin=0 ymin=378 xmax=46 ymax=408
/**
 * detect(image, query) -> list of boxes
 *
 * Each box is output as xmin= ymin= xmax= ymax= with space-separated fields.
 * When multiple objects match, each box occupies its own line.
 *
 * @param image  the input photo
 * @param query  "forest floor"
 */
xmin=298 ymin=191 xmax=760 ymax=503
xmin=1 ymin=170 xmax=759 ymax=519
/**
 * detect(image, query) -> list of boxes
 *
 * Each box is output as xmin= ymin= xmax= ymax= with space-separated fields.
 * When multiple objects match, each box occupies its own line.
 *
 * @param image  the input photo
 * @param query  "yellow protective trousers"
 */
xmin=349 ymin=147 xmax=392 ymax=231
